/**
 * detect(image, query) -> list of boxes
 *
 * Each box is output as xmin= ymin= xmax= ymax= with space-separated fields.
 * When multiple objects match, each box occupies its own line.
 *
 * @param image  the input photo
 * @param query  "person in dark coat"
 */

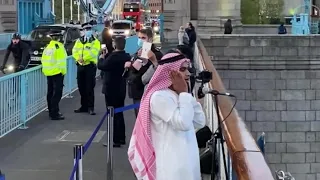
xmin=224 ymin=19 xmax=233 ymax=34
xmin=98 ymin=36 xmax=131 ymax=147
xmin=125 ymin=28 xmax=163 ymax=117
xmin=100 ymin=20 xmax=114 ymax=79
xmin=185 ymin=22 xmax=197 ymax=50
xmin=101 ymin=20 xmax=113 ymax=52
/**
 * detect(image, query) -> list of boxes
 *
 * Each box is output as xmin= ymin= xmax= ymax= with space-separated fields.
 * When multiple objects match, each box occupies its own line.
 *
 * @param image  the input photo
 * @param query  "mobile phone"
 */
xmin=141 ymin=42 xmax=152 ymax=59
xmin=101 ymin=44 xmax=106 ymax=49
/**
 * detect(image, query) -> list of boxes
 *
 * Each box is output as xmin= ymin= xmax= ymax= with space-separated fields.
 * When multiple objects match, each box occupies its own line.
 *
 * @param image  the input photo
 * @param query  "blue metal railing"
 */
xmin=0 ymin=34 xmax=13 ymax=50
xmin=0 ymin=35 xmax=139 ymax=138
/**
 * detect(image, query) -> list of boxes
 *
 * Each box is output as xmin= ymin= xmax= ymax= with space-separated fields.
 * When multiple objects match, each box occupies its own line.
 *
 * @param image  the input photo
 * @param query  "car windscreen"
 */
xmin=27 ymin=28 xmax=65 ymax=42
xmin=112 ymin=23 xmax=130 ymax=29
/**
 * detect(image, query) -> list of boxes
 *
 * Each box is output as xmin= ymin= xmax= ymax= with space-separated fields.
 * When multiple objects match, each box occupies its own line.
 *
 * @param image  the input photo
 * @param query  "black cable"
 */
xmin=213 ymin=96 xmax=237 ymax=134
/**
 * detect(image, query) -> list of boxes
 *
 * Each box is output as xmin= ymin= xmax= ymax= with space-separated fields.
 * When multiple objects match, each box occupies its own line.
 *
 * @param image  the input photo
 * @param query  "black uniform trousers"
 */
xmin=105 ymin=95 xmax=126 ymax=143
xmin=77 ymin=64 xmax=97 ymax=110
xmin=47 ymin=74 xmax=64 ymax=117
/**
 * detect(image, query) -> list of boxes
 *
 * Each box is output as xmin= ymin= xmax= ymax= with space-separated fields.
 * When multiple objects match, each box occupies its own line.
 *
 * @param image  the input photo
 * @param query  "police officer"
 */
xmin=41 ymin=31 xmax=67 ymax=120
xmin=72 ymin=22 xmax=100 ymax=115
xmin=0 ymin=33 xmax=30 ymax=73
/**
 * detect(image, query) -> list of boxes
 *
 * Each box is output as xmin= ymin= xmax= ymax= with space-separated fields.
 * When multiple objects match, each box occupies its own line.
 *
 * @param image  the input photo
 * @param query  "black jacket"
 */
xmin=224 ymin=21 xmax=233 ymax=34
xmin=186 ymin=28 xmax=196 ymax=48
xmin=127 ymin=45 xmax=163 ymax=99
xmin=3 ymin=41 xmax=30 ymax=67
xmin=101 ymin=27 xmax=113 ymax=52
xmin=98 ymin=50 xmax=131 ymax=99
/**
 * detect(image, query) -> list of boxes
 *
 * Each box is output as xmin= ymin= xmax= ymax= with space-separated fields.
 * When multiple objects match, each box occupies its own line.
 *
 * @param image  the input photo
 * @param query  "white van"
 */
xmin=108 ymin=20 xmax=135 ymax=39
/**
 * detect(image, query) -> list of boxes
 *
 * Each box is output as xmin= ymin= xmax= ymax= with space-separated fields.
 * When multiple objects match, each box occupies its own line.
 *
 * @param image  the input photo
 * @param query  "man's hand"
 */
xmin=18 ymin=65 xmax=25 ymax=71
xmin=124 ymin=61 xmax=132 ymax=68
xmin=170 ymin=70 xmax=188 ymax=94
xmin=147 ymin=50 xmax=157 ymax=64
xmin=137 ymin=49 xmax=142 ymax=57
xmin=78 ymin=58 xmax=84 ymax=64
xmin=132 ymin=60 xmax=143 ymax=70
xmin=99 ymin=50 xmax=106 ymax=59
xmin=0 ymin=65 xmax=4 ymax=71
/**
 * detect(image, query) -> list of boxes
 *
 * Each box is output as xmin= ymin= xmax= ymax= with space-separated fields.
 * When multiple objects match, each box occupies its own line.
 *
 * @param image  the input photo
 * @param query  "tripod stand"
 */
xmin=197 ymin=83 xmax=230 ymax=180
xmin=208 ymin=91 xmax=229 ymax=180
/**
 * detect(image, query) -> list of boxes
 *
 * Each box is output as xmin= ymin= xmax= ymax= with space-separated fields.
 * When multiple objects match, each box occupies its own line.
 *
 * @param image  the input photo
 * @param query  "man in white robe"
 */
xmin=128 ymin=53 xmax=206 ymax=180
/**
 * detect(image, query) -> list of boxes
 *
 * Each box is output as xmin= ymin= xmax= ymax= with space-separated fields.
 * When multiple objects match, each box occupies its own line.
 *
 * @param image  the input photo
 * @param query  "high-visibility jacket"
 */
xmin=41 ymin=40 xmax=67 ymax=76
xmin=72 ymin=37 xmax=100 ymax=65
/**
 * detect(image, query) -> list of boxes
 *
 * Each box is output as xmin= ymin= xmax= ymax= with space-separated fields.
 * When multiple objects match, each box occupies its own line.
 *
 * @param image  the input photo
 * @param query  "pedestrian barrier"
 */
xmin=0 ymin=33 xmax=13 ymax=50
xmin=0 ymin=170 xmax=4 ymax=180
xmin=70 ymin=104 xmax=140 ymax=180
xmin=0 ymin=35 xmax=139 ymax=138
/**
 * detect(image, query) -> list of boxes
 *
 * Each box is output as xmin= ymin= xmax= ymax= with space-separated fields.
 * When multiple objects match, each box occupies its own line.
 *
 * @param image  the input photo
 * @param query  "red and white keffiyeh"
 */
xmin=128 ymin=53 xmax=190 ymax=180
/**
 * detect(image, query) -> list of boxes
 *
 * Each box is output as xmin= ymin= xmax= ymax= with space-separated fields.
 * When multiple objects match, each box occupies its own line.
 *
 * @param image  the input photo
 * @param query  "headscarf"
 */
xmin=128 ymin=53 xmax=190 ymax=180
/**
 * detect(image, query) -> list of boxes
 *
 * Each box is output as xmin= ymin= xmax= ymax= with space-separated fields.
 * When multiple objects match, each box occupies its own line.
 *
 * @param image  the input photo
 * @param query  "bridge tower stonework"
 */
xmin=163 ymin=0 xmax=242 ymax=43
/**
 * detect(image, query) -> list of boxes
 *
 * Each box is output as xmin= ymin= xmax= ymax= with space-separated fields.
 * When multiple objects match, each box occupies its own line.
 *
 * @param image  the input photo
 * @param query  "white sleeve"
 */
xmin=150 ymin=92 xmax=195 ymax=131
xmin=191 ymin=98 xmax=206 ymax=129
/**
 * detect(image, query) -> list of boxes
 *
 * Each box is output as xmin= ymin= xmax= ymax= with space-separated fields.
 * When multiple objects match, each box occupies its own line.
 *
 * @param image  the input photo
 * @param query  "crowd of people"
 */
xmin=98 ymin=20 xmax=206 ymax=179
xmin=4 ymin=19 xmax=206 ymax=179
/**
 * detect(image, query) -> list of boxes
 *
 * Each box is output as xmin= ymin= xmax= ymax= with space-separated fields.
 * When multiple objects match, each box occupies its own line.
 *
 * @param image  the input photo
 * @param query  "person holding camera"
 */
xmin=128 ymin=53 xmax=206 ymax=180
xmin=98 ymin=37 xmax=131 ymax=147
xmin=125 ymin=28 xmax=163 ymax=117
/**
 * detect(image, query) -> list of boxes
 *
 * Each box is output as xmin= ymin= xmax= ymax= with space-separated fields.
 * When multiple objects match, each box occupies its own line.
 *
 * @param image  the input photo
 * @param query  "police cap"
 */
xmin=81 ymin=22 xmax=93 ymax=30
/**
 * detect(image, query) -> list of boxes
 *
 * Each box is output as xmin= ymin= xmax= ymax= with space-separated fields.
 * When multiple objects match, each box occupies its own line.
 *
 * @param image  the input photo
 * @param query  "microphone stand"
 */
xmin=198 ymin=84 xmax=229 ymax=180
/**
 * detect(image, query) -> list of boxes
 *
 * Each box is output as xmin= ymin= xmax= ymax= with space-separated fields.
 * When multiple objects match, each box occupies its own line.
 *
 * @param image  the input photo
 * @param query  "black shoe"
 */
xmin=120 ymin=140 xmax=126 ymax=145
xmin=51 ymin=114 xmax=65 ymax=120
xmin=113 ymin=143 xmax=121 ymax=148
xmin=103 ymin=143 xmax=122 ymax=148
xmin=88 ymin=109 xmax=96 ymax=115
xmin=74 ymin=108 xmax=88 ymax=113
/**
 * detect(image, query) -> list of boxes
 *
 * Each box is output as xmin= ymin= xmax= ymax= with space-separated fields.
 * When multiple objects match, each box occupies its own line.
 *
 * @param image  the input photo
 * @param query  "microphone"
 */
xmin=202 ymin=87 xmax=235 ymax=97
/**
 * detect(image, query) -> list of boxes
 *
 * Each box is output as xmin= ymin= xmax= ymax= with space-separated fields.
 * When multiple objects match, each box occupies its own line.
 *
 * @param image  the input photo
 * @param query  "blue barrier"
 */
xmin=0 ymin=35 xmax=140 ymax=138
xmin=0 ymin=33 xmax=13 ymax=50
xmin=69 ymin=103 xmax=140 ymax=180
xmin=0 ymin=170 xmax=4 ymax=180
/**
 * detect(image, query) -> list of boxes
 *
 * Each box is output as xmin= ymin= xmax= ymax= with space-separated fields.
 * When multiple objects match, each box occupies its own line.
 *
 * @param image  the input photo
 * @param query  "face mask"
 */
xmin=137 ymin=38 xmax=144 ymax=47
xmin=85 ymin=30 xmax=92 ymax=38
xmin=80 ymin=31 xmax=85 ymax=37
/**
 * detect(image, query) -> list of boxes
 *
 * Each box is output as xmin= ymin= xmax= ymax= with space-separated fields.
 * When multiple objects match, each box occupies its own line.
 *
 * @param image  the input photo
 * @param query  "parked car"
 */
xmin=23 ymin=24 xmax=82 ymax=66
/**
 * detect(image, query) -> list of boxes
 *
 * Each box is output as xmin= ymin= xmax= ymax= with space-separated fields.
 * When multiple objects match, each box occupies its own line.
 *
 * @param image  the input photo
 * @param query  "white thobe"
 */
xmin=150 ymin=89 xmax=206 ymax=180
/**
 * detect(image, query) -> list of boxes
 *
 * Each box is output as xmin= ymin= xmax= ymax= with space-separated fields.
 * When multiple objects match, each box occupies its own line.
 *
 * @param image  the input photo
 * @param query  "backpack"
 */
xmin=278 ymin=26 xmax=287 ymax=34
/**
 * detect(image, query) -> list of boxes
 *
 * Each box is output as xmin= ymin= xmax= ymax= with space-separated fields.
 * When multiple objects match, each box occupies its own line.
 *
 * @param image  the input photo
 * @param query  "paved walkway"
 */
xmin=0 ymin=79 xmax=137 ymax=179
xmin=0 ymin=44 xmax=177 ymax=180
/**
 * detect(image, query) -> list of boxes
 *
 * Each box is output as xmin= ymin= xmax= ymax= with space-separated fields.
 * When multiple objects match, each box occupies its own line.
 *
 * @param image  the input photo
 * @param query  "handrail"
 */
xmin=196 ymin=39 xmax=274 ymax=180
xmin=0 ymin=35 xmax=139 ymax=138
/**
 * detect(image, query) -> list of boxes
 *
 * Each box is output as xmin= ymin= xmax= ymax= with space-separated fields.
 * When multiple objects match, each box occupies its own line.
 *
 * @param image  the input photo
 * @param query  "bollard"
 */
xmin=73 ymin=144 xmax=84 ymax=180
xmin=0 ymin=170 xmax=5 ymax=180
xmin=106 ymin=106 xmax=114 ymax=180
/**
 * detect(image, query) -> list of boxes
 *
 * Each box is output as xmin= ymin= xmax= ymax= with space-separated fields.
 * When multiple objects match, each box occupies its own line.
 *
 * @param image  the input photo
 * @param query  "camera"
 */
xmin=195 ymin=70 xmax=212 ymax=84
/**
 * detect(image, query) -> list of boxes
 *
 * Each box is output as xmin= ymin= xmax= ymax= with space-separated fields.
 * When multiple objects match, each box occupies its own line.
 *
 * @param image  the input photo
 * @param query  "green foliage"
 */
xmin=241 ymin=0 xmax=261 ymax=24
xmin=241 ymin=0 xmax=284 ymax=24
